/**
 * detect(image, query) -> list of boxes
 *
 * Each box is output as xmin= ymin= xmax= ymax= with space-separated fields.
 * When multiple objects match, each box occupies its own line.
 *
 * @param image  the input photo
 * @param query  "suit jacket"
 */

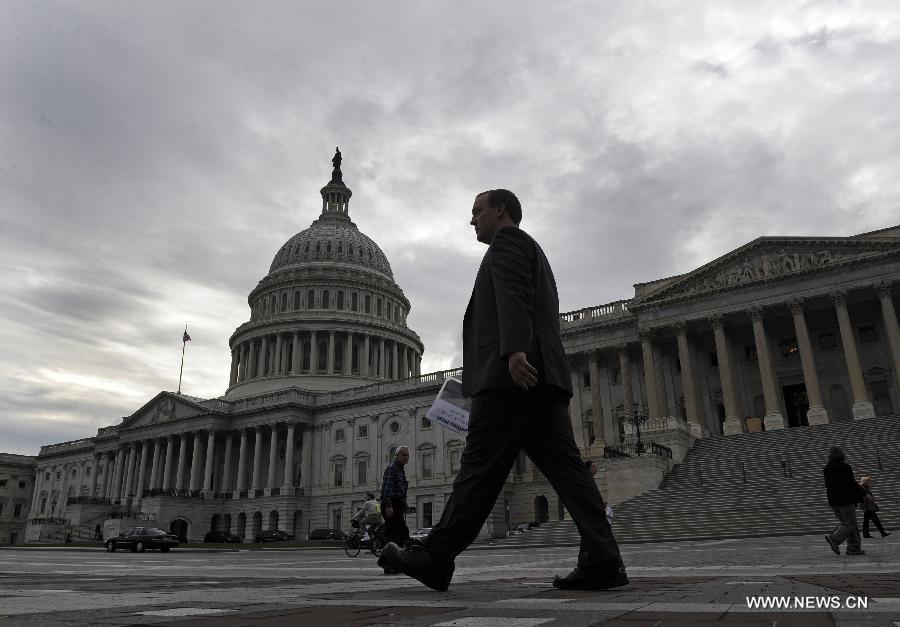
xmin=462 ymin=226 xmax=572 ymax=398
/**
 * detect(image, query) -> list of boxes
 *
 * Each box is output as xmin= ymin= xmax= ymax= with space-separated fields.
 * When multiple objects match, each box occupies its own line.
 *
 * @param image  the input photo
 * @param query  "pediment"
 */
xmin=634 ymin=235 xmax=899 ymax=306
xmin=120 ymin=392 xmax=213 ymax=429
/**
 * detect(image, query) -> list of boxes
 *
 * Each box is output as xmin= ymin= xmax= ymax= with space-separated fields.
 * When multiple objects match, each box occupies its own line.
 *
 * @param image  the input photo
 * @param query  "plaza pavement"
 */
xmin=1 ymin=533 xmax=899 ymax=626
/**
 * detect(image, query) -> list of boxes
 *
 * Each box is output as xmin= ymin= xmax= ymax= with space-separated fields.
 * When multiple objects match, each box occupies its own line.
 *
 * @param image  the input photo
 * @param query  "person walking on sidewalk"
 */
xmin=859 ymin=476 xmax=891 ymax=538
xmin=380 ymin=189 xmax=628 ymax=592
xmin=379 ymin=446 xmax=411 ymax=573
xmin=823 ymin=445 xmax=867 ymax=555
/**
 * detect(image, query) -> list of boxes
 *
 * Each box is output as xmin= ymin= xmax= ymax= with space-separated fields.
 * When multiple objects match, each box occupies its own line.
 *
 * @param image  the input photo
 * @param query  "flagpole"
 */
xmin=178 ymin=324 xmax=189 ymax=395
xmin=177 ymin=341 xmax=186 ymax=395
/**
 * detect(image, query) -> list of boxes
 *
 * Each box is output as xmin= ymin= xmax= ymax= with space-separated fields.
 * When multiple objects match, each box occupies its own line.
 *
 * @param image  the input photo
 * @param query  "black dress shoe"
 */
xmin=863 ymin=533 xmax=874 ymax=538
xmin=381 ymin=542 xmax=455 ymax=592
xmin=552 ymin=563 xmax=629 ymax=590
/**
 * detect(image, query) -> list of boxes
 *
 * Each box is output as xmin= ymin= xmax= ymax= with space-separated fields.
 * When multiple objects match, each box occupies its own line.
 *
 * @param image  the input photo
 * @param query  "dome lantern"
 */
xmin=319 ymin=147 xmax=352 ymax=222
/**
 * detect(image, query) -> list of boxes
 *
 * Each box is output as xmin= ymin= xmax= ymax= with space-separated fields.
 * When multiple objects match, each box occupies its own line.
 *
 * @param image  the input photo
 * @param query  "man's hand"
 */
xmin=508 ymin=351 xmax=537 ymax=390
xmin=384 ymin=506 xmax=393 ymax=519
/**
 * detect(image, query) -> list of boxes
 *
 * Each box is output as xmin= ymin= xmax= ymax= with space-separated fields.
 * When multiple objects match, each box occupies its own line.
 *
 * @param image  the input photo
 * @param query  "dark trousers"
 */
xmin=829 ymin=505 xmax=861 ymax=551
xmin=384 ymin=500 xmax=410 ymax=546
xmin=424 ymin=385 xmax=622 ymax=568
xmin=863 ymin=511 xmax=886 ymax=535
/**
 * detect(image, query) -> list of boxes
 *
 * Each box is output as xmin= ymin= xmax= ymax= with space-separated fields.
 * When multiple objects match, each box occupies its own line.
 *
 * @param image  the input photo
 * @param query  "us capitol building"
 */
xmin=2 ymin=152 xmax=899 ymax=545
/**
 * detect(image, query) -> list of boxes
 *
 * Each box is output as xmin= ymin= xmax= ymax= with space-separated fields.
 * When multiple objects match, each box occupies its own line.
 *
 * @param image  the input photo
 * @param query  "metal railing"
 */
xmin=603 ymin=441 xmax=673 ymax=459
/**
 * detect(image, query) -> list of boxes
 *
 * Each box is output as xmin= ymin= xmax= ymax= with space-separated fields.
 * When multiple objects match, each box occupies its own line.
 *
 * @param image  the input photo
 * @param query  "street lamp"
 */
xmin=628 ymin=401 xmax=647 ymax=456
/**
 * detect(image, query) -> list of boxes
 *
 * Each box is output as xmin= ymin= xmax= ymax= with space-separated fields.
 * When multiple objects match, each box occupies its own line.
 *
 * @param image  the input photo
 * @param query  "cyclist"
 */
xmin=351 ymin=492 xmax=383 ymax=543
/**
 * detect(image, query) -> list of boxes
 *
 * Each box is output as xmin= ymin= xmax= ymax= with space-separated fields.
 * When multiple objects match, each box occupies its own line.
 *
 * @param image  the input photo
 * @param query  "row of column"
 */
xmin=90 ymin=424 xmax=311 ymax=509
xmin=229 ymin=331 xmax=421 ymax=385
xmin=580 ymin=283 xmax=900 ymax=445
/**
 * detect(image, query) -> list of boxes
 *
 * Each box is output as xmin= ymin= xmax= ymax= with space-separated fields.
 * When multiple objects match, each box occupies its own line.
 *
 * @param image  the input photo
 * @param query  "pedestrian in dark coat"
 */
xmin=823 ymin=445 xmax=867 ymax=555
xmin=859 ymin=476 xmax=891 ymax=538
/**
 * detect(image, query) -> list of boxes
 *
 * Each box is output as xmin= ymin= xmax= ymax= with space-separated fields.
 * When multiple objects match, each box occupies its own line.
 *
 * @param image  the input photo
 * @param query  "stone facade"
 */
xmin=11 ymin=156 xmax=900 ymax=543
xmin=0 ymin=453 xmax=36 ymax=545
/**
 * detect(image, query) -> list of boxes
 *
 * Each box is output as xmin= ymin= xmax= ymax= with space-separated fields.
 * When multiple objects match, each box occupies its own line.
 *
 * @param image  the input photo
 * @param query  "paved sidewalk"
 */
xmin=0 ymin=533 xmax=897 ymax=625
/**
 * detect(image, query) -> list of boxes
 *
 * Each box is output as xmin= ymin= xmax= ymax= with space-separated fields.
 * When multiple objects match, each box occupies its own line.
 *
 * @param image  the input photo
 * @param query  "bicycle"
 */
xmin=344 ymin=524 xmax=387 ymax=558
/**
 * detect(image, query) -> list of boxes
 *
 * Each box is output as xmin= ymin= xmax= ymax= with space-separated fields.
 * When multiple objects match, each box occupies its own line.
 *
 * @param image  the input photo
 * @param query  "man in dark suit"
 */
xmin=381 ymin=189 xmax=628 ymax=591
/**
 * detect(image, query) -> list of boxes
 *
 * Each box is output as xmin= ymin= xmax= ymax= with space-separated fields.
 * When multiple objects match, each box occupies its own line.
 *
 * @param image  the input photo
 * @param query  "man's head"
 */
xmin=366 ymin=492 xmax=375 ymax=500
xmin=395 ymin=446 xmax=410 ymax=466
xmin=827 ymin=445 xmax=845 ymax=463
xmin=470 ymin=189 xmax=521 ymax=244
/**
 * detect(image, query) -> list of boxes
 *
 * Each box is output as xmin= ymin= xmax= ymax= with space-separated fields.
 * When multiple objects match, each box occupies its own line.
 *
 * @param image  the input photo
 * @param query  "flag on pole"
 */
xmin=183 ymin=330 xmax=192 ymax=342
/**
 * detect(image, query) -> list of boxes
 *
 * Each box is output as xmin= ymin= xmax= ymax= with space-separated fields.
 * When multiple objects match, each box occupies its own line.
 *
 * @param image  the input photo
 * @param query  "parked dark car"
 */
xmin=204 ymin=530 xmax=241 ymax=543
xmin=105 ymin=527 xmax=180 ymax=553
xmin=254 ymin=530 xmax=295 ymax=543
xmin=308 ymin=528 xmax=347 ymax=540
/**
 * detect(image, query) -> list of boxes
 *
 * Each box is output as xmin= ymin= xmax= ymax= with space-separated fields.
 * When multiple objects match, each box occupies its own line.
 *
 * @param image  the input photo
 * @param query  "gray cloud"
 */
xmin=2 ymin=0 xmax=899 ymax=454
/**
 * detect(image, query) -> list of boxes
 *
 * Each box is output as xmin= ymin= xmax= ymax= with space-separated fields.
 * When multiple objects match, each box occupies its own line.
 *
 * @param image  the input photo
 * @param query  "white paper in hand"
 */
xmin=426 ymin=377 xmax=470 ymax=434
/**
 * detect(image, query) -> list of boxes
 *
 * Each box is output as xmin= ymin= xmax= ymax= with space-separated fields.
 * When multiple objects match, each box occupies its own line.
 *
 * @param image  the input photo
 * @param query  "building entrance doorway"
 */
xmin=534 ymin=496 xmax=549 ymax=523
xmin=782 ymin=384 xmax=809 ymax=428
xmin=170 ymin=519 xmax=188 ymax=542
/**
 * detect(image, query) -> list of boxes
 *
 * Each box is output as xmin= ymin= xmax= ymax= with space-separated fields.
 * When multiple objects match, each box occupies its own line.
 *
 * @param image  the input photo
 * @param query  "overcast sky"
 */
xmin=2 ymin=1 xmax=899 ymax=455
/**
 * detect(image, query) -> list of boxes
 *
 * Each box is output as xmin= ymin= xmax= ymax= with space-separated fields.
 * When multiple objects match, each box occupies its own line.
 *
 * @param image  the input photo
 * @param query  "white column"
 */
xmin=292 ymin=333 xmax=301 ymax=374
xmin=203 ymin=430 xmax=217 ymax=494
xmin=111 ymin=450 xmax=125 ymax=503
xmin=588 ymin=354 xmax=605 ymax=450
xmin=674 ymin=322 xmax=704 ymax=436
xmin=266 ymin=425 xmax=279 ymax=495
xmin=134 ymin=442 xmax=150 ymax=507
xmin=250 ymin=426 xmax=263 ymax=492
xmin=162 ymin=435 xmax=175 ymax=490
xmin=188 ymin=430 xmax=203 ymax=492
xmin=345 ymin=333 xmax=354 ymax=376
xmin=832 ymin=290 xmax=876 ymax=419
xmin=257 ymin=336 xmax=268 ymax=376
xmin=392 ymin=342 xmax=399 ymax=380
xmin=569 ymin=360 xmax=586 ymax=451
xmin=229 ymin=348 xmax=239 ymax=385
xmin=749 ymin=307 xmax=785 ymax=430
xmin=235 ymin=428 xmax=249 ymax=496
xmin=124 ymin=443 xmax=138 ymax=498
xmin=639 ymin=328 xmax=662 ymax=419
xmin=711 ymin=314 xmax=743 ymax=434
xmin=274 ymin=334 xmax=283 ymax=375
xmin=283 ymin=423 xmax=296 ymax=490
xmin=379 ymin=337 xmax=386 ymax=379
xmin=327 ymin=331 xmax=335 ymax=374
xmin=221 ymin=432 xmax=235 ymax=493
xmin=362 ymin=335 xmax=370 ymax=377
xmin=175 ymin=433 xmax=189 ymax=491
xmin=148 ymin=439 xmax=161 ymax=492
xmin=89 ymin=455 xmax=101 ymax=497
xmin=300 ymin=425 xmax=312 ymax=490
xmin=876 ymin=281 xmax=900 ymax=394
xmin=789 ymin=299 xmax=829 ymax=425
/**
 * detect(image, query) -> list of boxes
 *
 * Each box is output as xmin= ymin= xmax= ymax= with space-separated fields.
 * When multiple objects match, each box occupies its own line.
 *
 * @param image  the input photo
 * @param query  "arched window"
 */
xmin=348 ymin=244 xmax=354 ymax=256
xmin=322 ymin=290 xmax=330 ymax=309
xmin=351 ymin=292 xmax=358 ymax=311
xmin=294 ymin=291 xmax=301 ymax=310
xmin=364 ymin=295 xmax=371 ymax=314
xmin=376 ymin=298 xmax=383 ymax=317
xmin=326 ymin=241 xmax=332 ymax=254
xmin=280 ymin=293 xmax=287 ymax=312
xmin=307 ymin=290 xmax=315 ymax=309
xmin=337 ymin=291 xmax=344 ymax=310
xmin=318 ymin=341 xmax=328 ymax=371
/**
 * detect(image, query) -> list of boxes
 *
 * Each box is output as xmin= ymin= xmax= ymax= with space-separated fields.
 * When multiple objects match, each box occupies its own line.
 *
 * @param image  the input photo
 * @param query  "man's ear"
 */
xmin=496 ymin=204 xmax=507 ymax=219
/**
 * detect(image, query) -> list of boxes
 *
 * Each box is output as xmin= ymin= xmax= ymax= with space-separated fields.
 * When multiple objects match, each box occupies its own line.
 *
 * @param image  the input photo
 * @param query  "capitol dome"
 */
xmin=268 ymin=220 xmax=394 ymax=280
xmin=223 ymin=149 xmax=424 ymax=398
